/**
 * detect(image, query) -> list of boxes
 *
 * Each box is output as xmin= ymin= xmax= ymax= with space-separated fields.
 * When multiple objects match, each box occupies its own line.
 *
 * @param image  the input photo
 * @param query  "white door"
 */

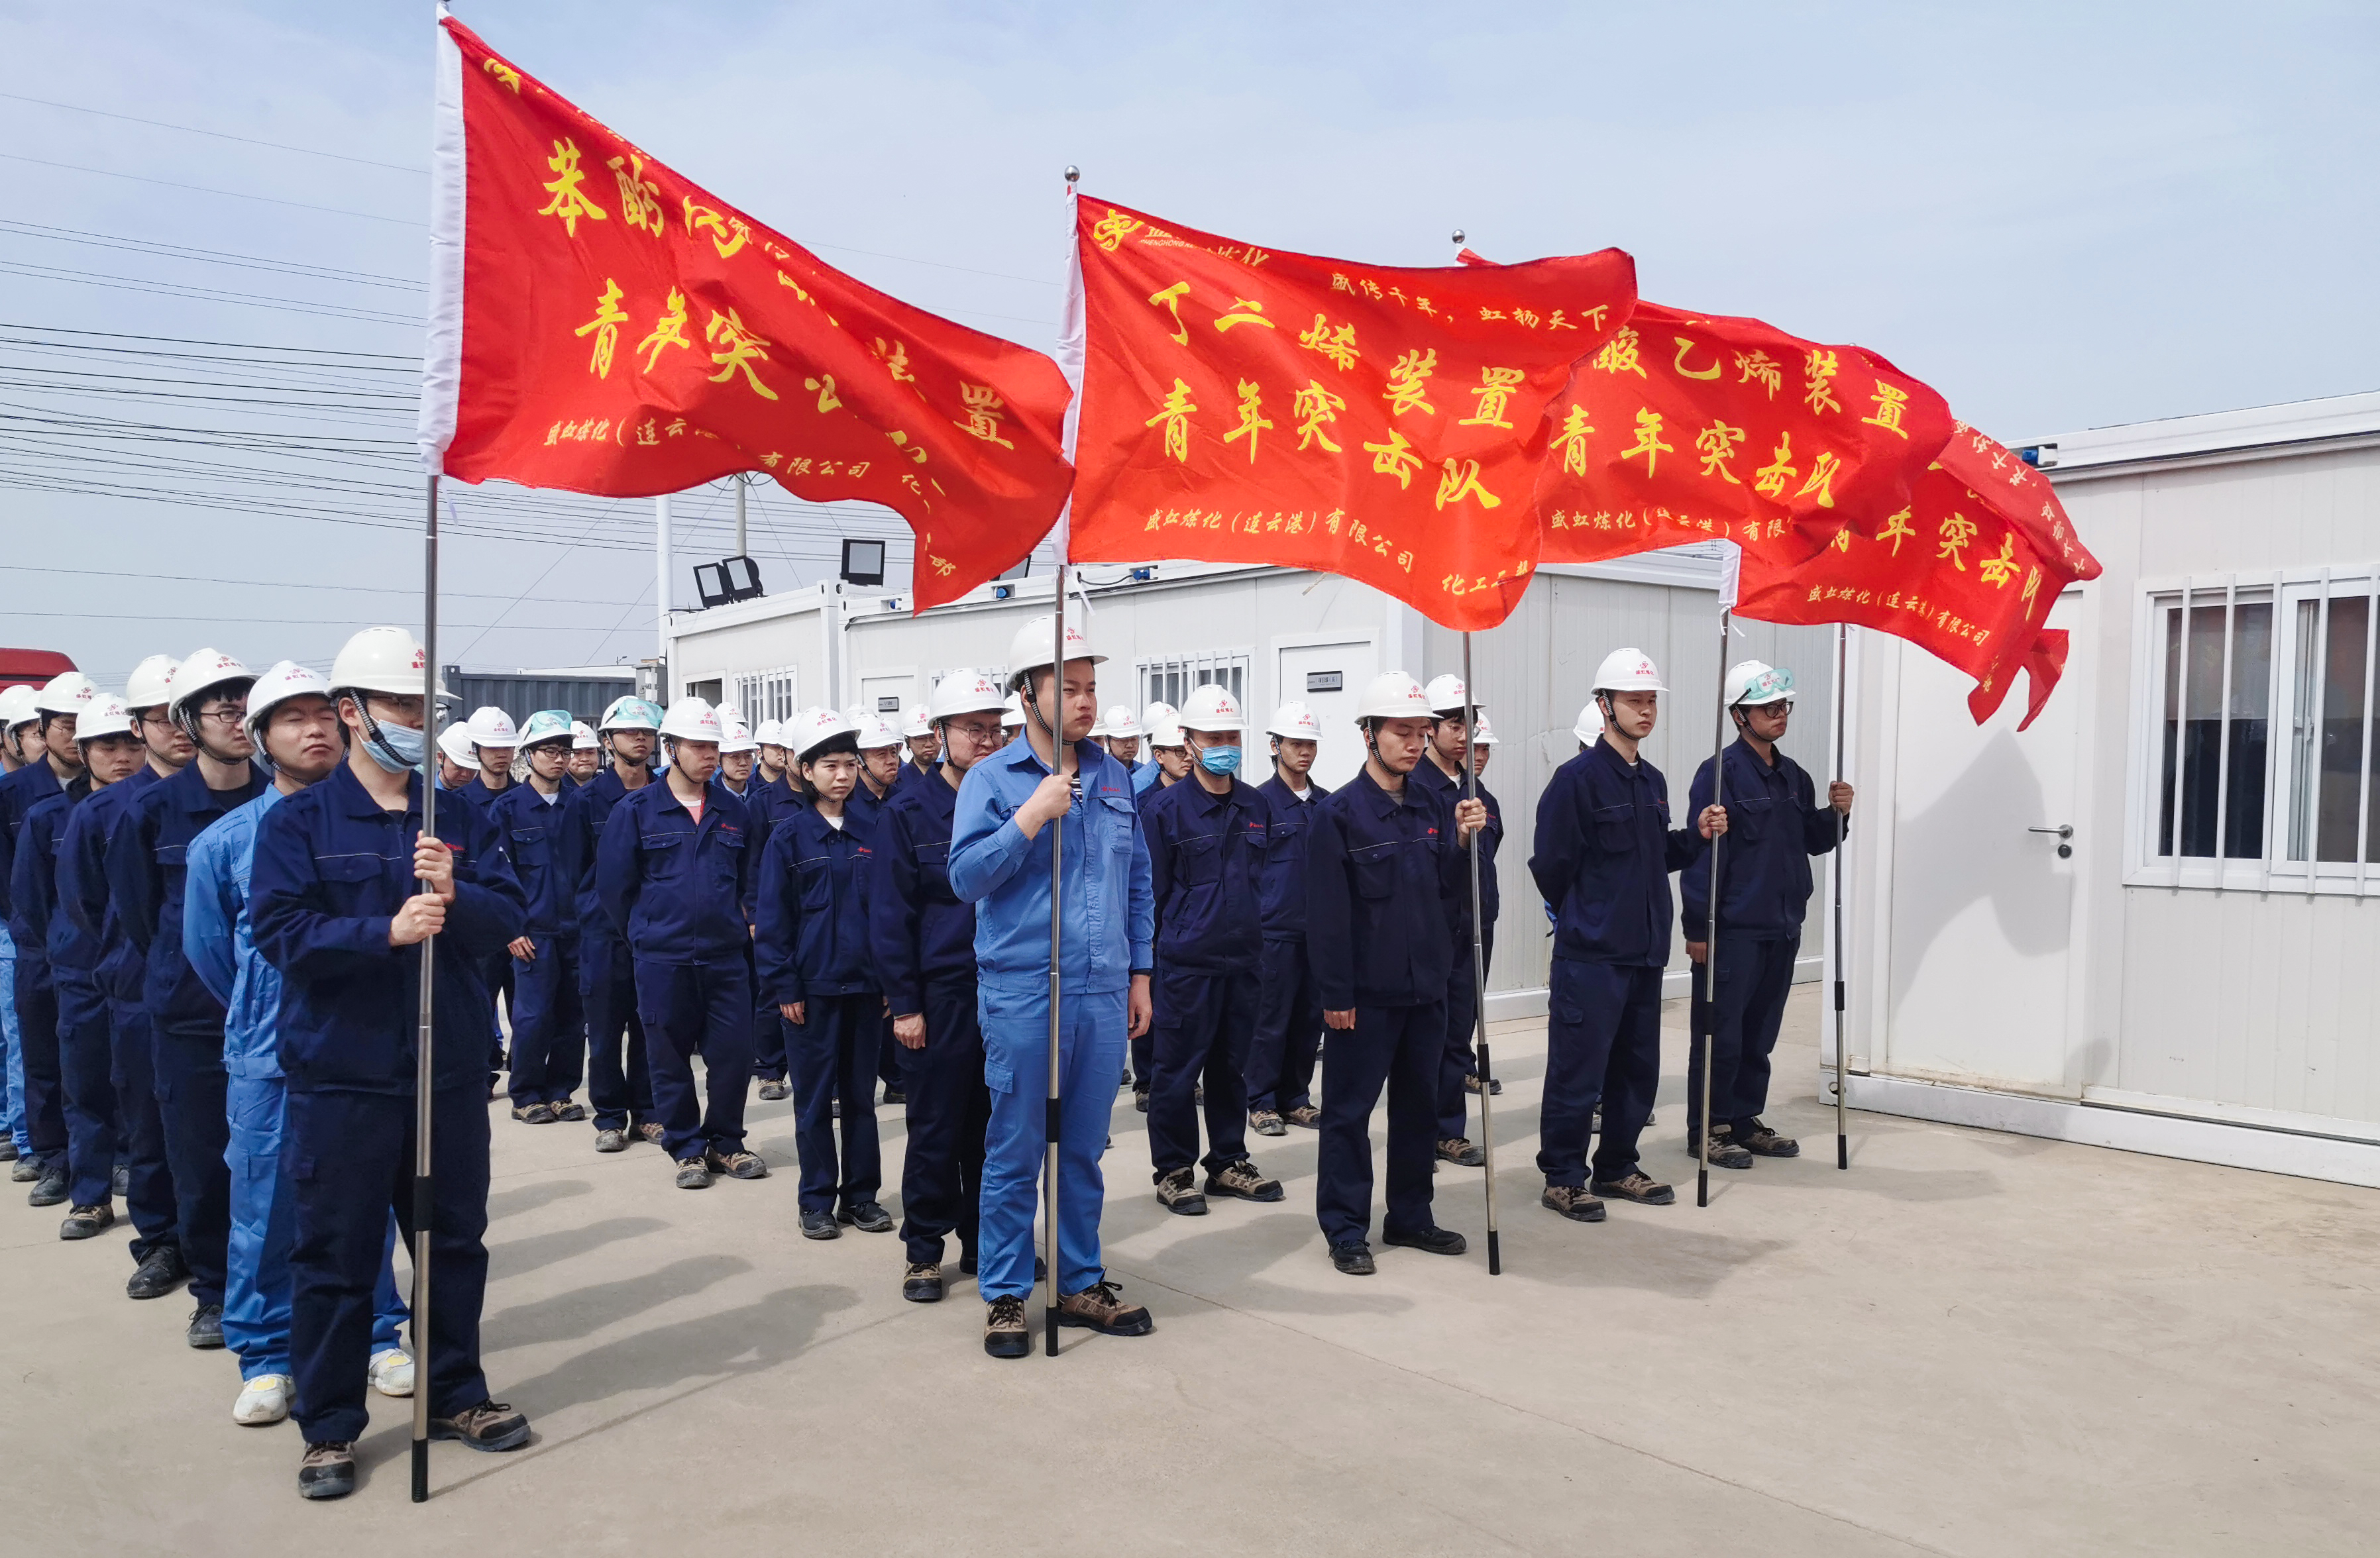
xmin=1275 ymin=637 xmax=1378 ymax=791
xmin=858 ymin=670 xmax=916 ymax=725
xmin=1883 ymin=598 xmax=2083 ymax=1094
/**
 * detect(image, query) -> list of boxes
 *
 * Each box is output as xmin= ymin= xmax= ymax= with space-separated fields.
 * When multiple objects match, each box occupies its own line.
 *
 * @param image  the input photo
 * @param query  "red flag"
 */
xmin=1532 ymin=307 xmax=1955 ymax=570
xmin=417 ymin=11 xmax=1073 ymax=609
xmin=1061 ymin=196 xmax=1635 ymax=629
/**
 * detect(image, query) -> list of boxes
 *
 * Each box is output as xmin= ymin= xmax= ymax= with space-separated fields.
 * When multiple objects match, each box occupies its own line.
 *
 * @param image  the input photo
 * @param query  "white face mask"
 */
xmin=364 ymin=718 xmax=426 ymax=774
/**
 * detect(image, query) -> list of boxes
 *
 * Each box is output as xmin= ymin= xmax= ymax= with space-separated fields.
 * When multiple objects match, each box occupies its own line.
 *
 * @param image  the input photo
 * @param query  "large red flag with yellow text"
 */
xmin=1061 ymin=197 xmax=1636 ymax=629
xmin=1731 ymin=426 xmax=2102 ymax=726
xmin=416 ymin=11 xmax=1073 ymax=609
xmin=1531 ymin=307 xmax=1955 ymax=572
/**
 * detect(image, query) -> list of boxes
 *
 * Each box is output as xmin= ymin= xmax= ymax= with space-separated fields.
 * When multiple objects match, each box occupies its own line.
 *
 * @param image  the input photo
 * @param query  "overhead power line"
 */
xmin=0 ymin=90 xmax=429 ymax=174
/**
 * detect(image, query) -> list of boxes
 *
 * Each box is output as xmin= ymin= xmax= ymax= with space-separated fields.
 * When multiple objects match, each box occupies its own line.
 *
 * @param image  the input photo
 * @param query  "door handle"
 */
xmin=2029 ymin=823 xmax=2074 ymax=857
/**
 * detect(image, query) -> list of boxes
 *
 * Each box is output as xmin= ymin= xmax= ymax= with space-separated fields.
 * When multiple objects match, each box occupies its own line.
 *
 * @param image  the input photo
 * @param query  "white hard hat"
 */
xmin=719 ymin=715 xmax=759 ymax=754
xmin=754 ymin=718 xmax=785 ymax=749
xmin=599 ymin=695 xmax=665 ymax=732
xmin=125 ymin=655 xmax=180 ymax=712
xmin=1004 ymin=613 xmax=1104 ymax=692
xmin=714 ymin=701 xmax=743 ymax=729
xmin=0 ymin=686 xmax=36 ymax=730
xmin=1099 ymin=704 xmax=1143 ymax=739
xmin=1141 ymin=701 xmax=1177 ymax=733
xmin=75 ymin=694 xmax=136 ymax=744
xmin=1423 ymin=674 xmax=1474 ymax=717
xmin=1266 ymin=701 xmax=1323 ymax=741
xmin=1473 ymin=714 xmax=1499 ymax=747
xmin=1355 ymin=672 xmax=1433 ymax=721
xmin=464 ymin=705 xmax=518 ymax=749
xmin=1001 ymin=692 xmax=1026 ymax=729
xmin=788 ymin=706 xmax=857 ymax=761
xmin=1086 ymin=709 xmax=1107 ymax=738
xmin=437 ymin=722 xmax=482 ymax=770
xmin=842 ymin=707 xmax=902 ymax=751
xmin=244 ymin=660 xmax=335 ymax=740
xmin=516 ymin=709 xmax=574 ymax=748
xmin=167 ymin=649 xmax=256 ymax=719
xmin=1590 ymin=647 xmax=1668 ymax=695
xmin=931 ymin=668 xmax=1008 ymax=721
xmin=1725 ymin=660 xmax=1796 ymax=707
xmin=571 ymin=719 xmax=600 ymax=751
xmin=901 ymin=704 xmax=932 ymax=739
xmin=1148 ymin=719 xmax=1186 ymax=749
xmin=330 ymin=627 xmax=451 ymax=701
xmin=34 ymin=671 xmax=101 ymax=716
xmin=659 ymin=698 xmax=722 ymax=743
xmin=1178 ymin=682 xmax=1246 ymax=733
xmin=1572 ymin=700 xmax=1605 ymax=744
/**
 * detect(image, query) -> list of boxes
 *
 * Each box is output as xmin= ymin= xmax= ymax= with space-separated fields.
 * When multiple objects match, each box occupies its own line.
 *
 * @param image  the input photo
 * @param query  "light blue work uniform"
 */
xmin=949 ymin=737 xmax=1152 ymax=1302
xmin=184 ymin=786 xmax=406 ymax=1382
xmin=1 ymin=922 xmax=23 ymax=1157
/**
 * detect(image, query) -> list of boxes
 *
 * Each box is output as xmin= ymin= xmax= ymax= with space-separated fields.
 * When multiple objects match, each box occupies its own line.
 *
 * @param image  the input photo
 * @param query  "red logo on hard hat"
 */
xmin=411 ymin=649 xmax=427 ymax=668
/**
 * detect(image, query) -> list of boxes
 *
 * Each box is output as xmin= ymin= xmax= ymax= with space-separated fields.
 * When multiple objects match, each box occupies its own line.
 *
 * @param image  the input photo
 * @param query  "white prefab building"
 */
xmin=1839 ymin=391 xmax=2380 ymax=1187
xmin=663 ymin=552 xmax=1840 ymax=1014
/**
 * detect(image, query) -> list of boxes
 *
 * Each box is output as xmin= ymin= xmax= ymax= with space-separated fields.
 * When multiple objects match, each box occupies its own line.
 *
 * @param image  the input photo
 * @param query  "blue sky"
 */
xmin=4 ymin=0 xmax=2373 ymax=684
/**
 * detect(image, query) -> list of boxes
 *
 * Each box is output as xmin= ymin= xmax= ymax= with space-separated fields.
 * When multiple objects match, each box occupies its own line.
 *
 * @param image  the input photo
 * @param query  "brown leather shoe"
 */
xmin=1739 ymin=1123 xmax=1800 ymax=1158
xmin=1282 ymin=1105 xmax=1321 ymax=1129
xmin=984 ymin=1294 xmax=1030 ymax=1357
xmin=1056 ymin=1280 xmax=1153 ymax=1336
xmin=1541 ymin=1184 xmax=1605 ymax=1223
xmin=1591 ymin=1171 xmax=1677 ymax=1206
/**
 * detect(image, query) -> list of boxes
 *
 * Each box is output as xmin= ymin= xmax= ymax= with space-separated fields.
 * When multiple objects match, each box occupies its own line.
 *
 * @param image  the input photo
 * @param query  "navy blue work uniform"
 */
xmin=0 ymin=760 xmax=68 ymax=1173
xmin=15 ymin=782 xmax=103 ymax=1192
xmin=490 ymin=781 xmax=586 ymax=1111
xmin=756 ymin=802 xmax=881 ymax=1216
xmin=1682 ymin=737 xmax=1843 ymax=1145
xmin=1304 ymin=766 xmax=1469 ymax=1250
xmin=869 ymin=766 xmax=987 ymax=1265
xmin=250 ymin=761 xmax=525 ymax=1445
xmin=850 ymin=776 xmax=906 ymax=1094
xmin=1141 ymin=774 xmax=1268 ymax=1182
xmin=596 ymin=780 xmax=756 ymax=1164
xmin=743 ymin=772 xmax=798 ymax=1084
xmin=1413 ymin=758 xmax=1502 ymax=1142
xmin=66 ymin=766 xmax=178 ymax=1261
xmin=1528 ymin=740 xmax=1704 ymax=1189
xmin=573 ymin=767 xmax=655 ymax=1136
xmin=108 ymin=760 xmax=267 ymax=1308
xmin=1248 ymin=772 xmax=1330 ymax=1119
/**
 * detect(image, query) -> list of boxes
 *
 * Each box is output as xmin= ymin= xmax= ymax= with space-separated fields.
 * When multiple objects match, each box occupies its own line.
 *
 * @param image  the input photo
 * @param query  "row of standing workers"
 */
xmin=0 ymin=615 xmax=1847 ymax=1501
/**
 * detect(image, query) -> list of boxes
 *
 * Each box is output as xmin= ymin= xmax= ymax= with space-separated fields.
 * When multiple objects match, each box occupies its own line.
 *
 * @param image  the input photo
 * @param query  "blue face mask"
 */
xmin=364 ymin=718 xmax=426 ymax=774
xmin=1197 ymin=745 xmax=1242 ymax=776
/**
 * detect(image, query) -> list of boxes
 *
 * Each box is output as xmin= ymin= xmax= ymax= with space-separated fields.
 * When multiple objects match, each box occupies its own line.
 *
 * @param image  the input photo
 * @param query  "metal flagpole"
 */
xmin=1460 ymin=634 xmax=1503 ymax=1273
xmin=1831 ymin=624 xmax=1850 ymax=1169
xmin=410 ymin=474 xmax=441 ymax=1502
xmin=1698 ymin=606 xmax=1730 ymax=1210
xmin=1043 ymin=545 xmax=1067 ymax=1356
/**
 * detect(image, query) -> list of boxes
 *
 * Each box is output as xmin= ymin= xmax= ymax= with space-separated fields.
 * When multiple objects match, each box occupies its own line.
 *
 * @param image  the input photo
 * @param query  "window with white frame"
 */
xmin=1138 ymin=651 xmax=1248 ymax=717
xmin=2142 ymin=572 xmax=2379 ymax=886
xmin=730 ymin=666 xmax=799 ymax=725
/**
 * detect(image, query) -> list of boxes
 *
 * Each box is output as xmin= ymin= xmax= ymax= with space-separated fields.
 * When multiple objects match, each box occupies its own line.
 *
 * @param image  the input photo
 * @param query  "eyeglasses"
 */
xmin=194 ymin=707 xmax=247 ymax=726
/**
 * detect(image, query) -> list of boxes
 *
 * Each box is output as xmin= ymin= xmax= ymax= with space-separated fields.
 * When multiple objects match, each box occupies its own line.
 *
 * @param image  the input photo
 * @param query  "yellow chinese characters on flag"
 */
xmin=417 ymin=12 xmax=1073 ymax=609
xmin=1062 ymin=197 xmax=1637 ymax=630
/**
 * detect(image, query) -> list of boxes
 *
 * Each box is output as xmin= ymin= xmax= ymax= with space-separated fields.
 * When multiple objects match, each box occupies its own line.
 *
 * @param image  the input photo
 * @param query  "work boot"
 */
xmin=28 ymin=1165 xmax=69 ymax=1207
xmin=593 ymin=1127 xmax=628 ymax=1153
xmin=1282 ymin=1104 xmax=1321 ymax=1129
xmin=1464 ymin=1072 xmax=1503 ymax=1096
xmin=369 ymin=1348 xmax=415 ymax=1397
xmin=1383 ymin=1225 xmax=1467 ymax=1257
xmin=1692 ymin=1128 xmax=1755 ymax=1170
xmin=1330 ymin=1241 xmax=1376 ymax=1276
xmin=429 ymin=1398 xmax=531 ymax=1452
xmin=234 ymin=1373 xmax=292 ymax=1426
xmin=1248 ymin=1108 xmax=1286 ymax=1137
xmin=60 ymin=1202 xmax=115 ymax=1239
xmin=551 ymin=1100 xmax=588 ymax=1122
xmin=757 ymin=1078 xmax=790 ymax=1102
xmin=902 ymin=1263 xmax=944 ymax=1303
xmin=635 ymin=1121 xmax=666 ymax=1145
xmin=1436 ymin=1136 xmax=1486 ymax=1167
xmin=673 ymin=1157 xmax=713 ymax=1190
xmin=1055 ymin=1279 xmax=1154 ymax=1336
xmin=1132 ymin=1086 xmax=1150 ymax=1114
xmin=111 ymin=1162 xmax=130 ymax=1198
xmin=126 ymin=1245 xmax=187 ymax=1300
xmin=707 ymin=1147 xmax=769 ymax=1180
xmin=297 ymin=1441 xmax=356 ymax=1500
xmin=10 ymin=1157 xmax=40 ymax=1182
xmin=187 ymin=1304 xmax=226 ymax=1349
xmin=1154 ymin=1167 xmax=1208 ymax=1216
xmin=510 ymin=1102 xmax=558 ymax=1125
xmin=0 ymin=1138 xmax=15 ymax=1161
xmin=984 ymin=1294 xmax=1030 ymax=1359
xmin=1204 ymin=1159 xmax=1284 ymax=1203
xmin=1541 ymin=1184 xmax=1606 ymax=1223
xmin=800 ymin=1209 xmax=839 ymax=1239
xmin=839 ymin=1200 xmax=893 ymax=1233
xmin=881 ymin=1085 xmax=905 ymax=1106
xmin=1592 ymin=1171 xmax=1676 ymax=1206
xmin=1739 ymin=1122 xmax=1800 ymax=1158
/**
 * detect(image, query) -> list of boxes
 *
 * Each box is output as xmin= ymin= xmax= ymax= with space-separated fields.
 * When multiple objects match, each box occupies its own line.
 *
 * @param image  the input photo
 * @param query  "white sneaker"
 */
xmin=368 ymin=1347 xmax=415 ymax=1398
xmin=233 ymin=1373 xmax=292 ymax=1426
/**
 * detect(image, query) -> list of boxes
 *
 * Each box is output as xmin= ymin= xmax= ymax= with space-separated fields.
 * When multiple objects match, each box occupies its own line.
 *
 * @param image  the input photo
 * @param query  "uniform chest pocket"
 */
xmin=154 ymin=841 xmax=188 ymax=868
xmin=1591 ymin=804 xmax=1635 ymax=855
xmin=512 ymin=828 xmax=551 ymax=866
xmin=1099 ymin=794 xmax=1136 ymax=855
xmin=794 ymin=853 xmax=836 ymax=911
xmin=710 ymin=830 xmax=745 ymax=881
xmin=1350 ymin=844 xmax=1398 ymax=900
xmin=313 ymin=853 xmax=386 ymax=907
xmin=1174 ymin=834 xmax=1222 ymax=884
xmin=640 ymin=833 xmax=686 ymax=877
xmin=1727 ymin=796 xmax=1770 ymax=843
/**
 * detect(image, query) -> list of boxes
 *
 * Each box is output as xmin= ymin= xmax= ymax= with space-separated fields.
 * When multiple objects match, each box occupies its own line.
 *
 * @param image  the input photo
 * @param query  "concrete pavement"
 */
xmin=3 ymin=986 xmax=2373 ymax=1556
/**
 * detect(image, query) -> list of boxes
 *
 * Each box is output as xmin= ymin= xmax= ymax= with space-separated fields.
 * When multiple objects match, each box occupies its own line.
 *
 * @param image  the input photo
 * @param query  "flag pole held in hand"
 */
xmin=410 ymin=474 xmax=441 ymax=1502
xmin=1831 ymin=624 xmax=1851 ymax=1170
xmin=1460 ymin=631 xmax=1502 ymax=1274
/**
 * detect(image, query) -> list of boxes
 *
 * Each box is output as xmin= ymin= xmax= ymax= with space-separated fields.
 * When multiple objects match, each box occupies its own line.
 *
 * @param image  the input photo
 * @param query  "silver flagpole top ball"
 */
xmin=1065 ymin=166 xmax=1080 ymax=185
xmin=1451 ymin=229 xmax=1465 ymax=246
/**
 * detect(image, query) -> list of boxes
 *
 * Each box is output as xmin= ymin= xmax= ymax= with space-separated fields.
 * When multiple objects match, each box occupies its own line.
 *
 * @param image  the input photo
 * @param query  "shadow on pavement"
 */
xmin=486 ymin=1216 xmax=669 ymax=1280
xmin=481 ymin=1253 xmax=755 ymax=1351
